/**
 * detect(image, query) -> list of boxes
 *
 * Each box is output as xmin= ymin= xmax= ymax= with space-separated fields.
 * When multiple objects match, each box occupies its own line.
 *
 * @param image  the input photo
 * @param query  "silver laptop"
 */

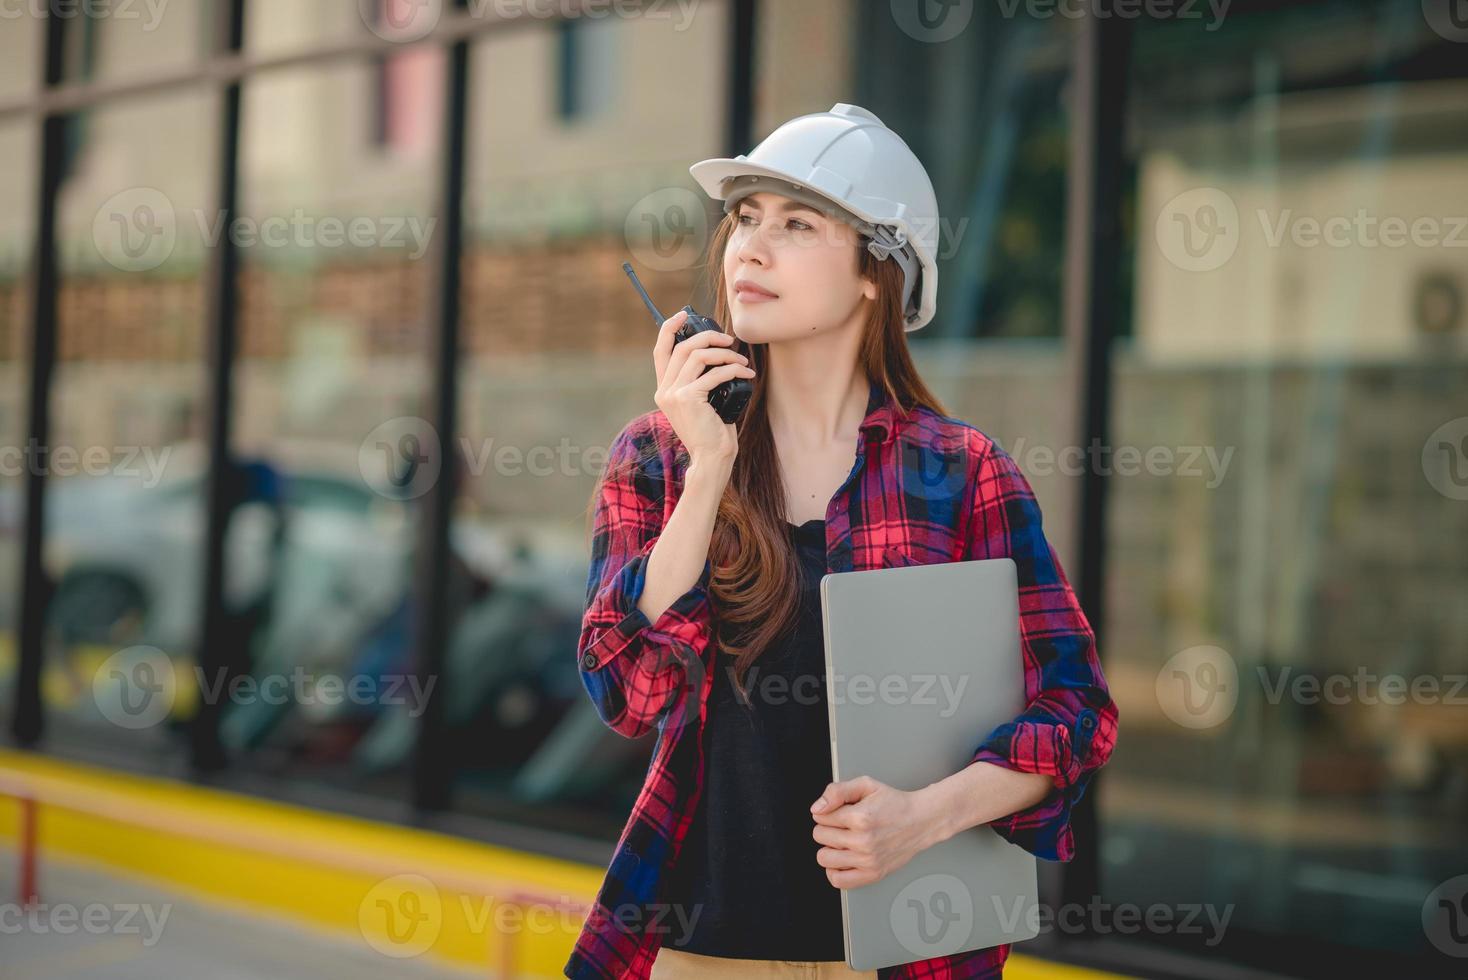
xmin=819 ymin=557 xmax=1040 ymax=972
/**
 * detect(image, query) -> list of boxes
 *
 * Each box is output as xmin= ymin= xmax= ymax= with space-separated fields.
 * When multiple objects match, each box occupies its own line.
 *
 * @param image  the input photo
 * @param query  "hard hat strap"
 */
xmin=863 ymin=226 xmax=921 ymax=325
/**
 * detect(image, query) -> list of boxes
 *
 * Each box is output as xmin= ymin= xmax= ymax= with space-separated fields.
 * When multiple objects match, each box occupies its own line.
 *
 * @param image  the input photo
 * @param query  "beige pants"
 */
xmin=650 ymin=945 xmax=878 ymax=979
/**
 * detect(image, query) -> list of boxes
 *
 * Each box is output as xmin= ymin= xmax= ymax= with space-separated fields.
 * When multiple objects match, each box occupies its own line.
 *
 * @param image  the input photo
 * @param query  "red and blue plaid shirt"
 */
xmin=565 ymin=378 xmax=1119 ymax=980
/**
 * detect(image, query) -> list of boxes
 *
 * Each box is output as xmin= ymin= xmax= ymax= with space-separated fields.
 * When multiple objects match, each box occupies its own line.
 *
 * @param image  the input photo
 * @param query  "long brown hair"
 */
xmin=589 ymin=208 xmax=948 ymax=702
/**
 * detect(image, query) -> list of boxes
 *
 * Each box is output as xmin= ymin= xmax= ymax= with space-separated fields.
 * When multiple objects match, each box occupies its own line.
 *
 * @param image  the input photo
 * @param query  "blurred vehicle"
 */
xmin=5 ymin=440 xmax=650 ymax=811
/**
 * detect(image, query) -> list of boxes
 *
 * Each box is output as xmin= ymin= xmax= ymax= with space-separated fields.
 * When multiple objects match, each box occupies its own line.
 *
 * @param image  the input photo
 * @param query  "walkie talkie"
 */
xmin=622 ymin=261 xmax=753 ymax=425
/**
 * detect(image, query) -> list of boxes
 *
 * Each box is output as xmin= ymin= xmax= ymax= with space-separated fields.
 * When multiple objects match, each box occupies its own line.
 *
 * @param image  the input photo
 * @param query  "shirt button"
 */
xmin=582 ymin=653 xmax=597 ymax=669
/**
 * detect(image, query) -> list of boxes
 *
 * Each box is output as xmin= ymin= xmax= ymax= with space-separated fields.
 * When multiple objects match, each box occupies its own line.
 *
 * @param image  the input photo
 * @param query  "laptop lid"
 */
xmin=819 ymin=556 xmax=1041 ymax=971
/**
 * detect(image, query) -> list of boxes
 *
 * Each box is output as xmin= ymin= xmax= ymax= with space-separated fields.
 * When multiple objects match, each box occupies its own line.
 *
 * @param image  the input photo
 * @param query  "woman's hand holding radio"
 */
xmin=632 ymin=309 xmax=753 ymax=626
xmin=653 ymin=309 xmax=755 ymax=467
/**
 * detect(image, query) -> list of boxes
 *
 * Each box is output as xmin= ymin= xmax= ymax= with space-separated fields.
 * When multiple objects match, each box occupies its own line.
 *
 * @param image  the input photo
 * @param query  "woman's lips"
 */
xmin=734 ymin=286 xmax=778 ymax=303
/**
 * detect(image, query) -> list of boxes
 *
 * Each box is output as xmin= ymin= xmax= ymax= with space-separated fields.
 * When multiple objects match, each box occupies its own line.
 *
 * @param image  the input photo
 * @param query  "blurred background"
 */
xmin=0 ymin=1 xmax=1465 ymax=978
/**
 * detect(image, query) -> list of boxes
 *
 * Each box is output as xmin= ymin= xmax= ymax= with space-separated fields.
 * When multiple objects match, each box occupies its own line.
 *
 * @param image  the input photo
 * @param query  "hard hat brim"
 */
xmin=690 ymin=157 xmax=887 ymax=229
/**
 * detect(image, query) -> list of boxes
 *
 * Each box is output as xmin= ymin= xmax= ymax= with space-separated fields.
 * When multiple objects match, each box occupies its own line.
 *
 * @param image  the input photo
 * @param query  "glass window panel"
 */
xmin=450 ymin=4 xmax=728 ymax=836
xmin=828 ymin=1 xmax=1081 ymax=555
xmin=225 ymin=59 xmax=439 ymax=798
xmin=0 ymin=12 xmax=40 ymax=100
xmin=1100 ymin=1 xmax=1468 ymax=971
xmin=68 ymin=0 xmax=211 ymax=84
xmin=46 ymin=89 xmax=216 ymax=763
xmin=0 ymin=122 xmax=37 ymax=728
xmin=247 ymin=0 xmax=432 ymax=57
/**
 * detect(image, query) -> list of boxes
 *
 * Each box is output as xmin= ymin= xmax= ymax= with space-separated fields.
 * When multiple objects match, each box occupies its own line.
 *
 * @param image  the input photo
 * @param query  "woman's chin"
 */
xmin=731 ymin=309 xmax=799 ymax=341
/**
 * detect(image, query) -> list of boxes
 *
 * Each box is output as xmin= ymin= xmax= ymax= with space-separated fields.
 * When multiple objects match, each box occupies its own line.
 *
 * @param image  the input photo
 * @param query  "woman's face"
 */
xmin=722 ymin=190 xmax=877 ymax=343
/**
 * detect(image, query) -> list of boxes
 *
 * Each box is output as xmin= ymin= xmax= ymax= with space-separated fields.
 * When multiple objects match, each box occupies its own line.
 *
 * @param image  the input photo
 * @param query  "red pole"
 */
xmin=19 ymin=795 xmax=39 ymax=908
xmin=496 ymin=899 xmax=517 ymax=979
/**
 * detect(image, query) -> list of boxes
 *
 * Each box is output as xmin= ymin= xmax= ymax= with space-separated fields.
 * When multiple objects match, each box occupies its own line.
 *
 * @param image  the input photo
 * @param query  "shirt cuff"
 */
xmin=580 ymin=538 xmax=714 ymax=672
xmin=968 ymin=711 xmax=1101 ymax=863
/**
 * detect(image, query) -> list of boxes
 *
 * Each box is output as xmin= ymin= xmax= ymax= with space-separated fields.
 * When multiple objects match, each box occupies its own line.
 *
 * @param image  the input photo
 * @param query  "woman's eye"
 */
xmin=737 ymin=214 xmax=811 ymax=232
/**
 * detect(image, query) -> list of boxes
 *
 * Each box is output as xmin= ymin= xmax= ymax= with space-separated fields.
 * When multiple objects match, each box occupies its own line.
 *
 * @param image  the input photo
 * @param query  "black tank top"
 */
xmin=661 ymin=517 xmax=845 ymax=960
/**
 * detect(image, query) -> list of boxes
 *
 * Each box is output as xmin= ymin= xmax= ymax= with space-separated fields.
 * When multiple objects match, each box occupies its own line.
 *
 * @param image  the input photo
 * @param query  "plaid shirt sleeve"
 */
xmin=963 ymin=439 xmax=1119 ymax=863
xmin=578 ymin=418 xmax=716 ymax=740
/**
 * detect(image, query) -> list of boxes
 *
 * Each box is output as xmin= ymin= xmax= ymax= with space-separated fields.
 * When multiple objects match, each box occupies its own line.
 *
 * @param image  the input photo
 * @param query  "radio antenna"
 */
xmin=621 ymin=262 xmax=667 ymax=327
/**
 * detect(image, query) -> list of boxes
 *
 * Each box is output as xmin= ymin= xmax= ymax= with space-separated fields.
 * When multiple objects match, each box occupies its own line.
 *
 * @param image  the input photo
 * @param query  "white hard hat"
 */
xmin=689 ymin=103 xmax=940 ymax=331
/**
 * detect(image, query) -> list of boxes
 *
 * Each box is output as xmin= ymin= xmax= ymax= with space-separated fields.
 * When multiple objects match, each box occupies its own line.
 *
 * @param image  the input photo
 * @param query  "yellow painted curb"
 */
xmin=0 ymin=748 xmax=598 ymax=976
xmin=0 ymin=748 xmax=1131 ymax=979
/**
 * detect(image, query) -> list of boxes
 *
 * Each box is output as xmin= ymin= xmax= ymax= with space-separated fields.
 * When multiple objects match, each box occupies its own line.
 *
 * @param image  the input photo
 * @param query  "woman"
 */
xmin=565 ymin=104 xmax=1117 ymax=980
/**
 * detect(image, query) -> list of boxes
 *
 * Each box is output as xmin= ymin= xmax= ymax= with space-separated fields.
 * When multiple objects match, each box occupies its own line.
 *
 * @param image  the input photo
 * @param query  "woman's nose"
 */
xmin=736 ymin=224 xmax=770 ymax=265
